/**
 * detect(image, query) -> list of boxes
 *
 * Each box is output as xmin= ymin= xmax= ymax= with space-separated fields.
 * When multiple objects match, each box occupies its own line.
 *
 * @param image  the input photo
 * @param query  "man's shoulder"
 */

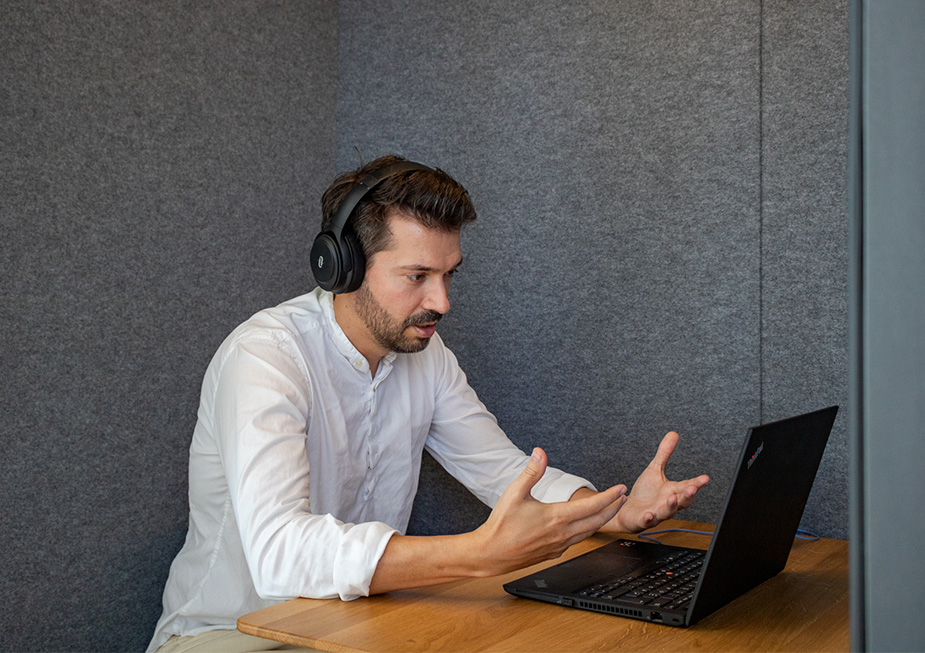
xmin=240 ymin=289 xmax=326 ymax=333
xmin=215 ymin=289 xmax=329 ymax=355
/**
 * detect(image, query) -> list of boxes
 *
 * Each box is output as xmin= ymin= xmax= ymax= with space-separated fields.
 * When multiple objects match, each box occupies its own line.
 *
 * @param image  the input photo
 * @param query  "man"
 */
xmin=149 ymin=156 xmax=709 ymax=652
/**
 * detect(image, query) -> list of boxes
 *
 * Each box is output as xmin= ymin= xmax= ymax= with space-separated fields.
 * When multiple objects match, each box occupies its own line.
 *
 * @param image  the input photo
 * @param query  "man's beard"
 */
xmin=354 ymin=283 xmax=443 ymax=354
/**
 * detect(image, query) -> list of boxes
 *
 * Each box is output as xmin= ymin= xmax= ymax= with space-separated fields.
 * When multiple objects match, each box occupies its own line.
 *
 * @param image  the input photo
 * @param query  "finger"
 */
xmin=507 ymin=447 xmax=548 ymax=501
xmin=640 ymin=510 xmax=657 ymax=529
xmin=568 ymin=492 xmax=627 ymax=536
xmin=691 ymin=474 xmax=710 ymax=488
xmin=650 ymin=431 xmax=680 ymax=472
xmin=677 ymin=475 xmax=710 ymax=508
xmin=676 ymin=489 xmax=696 ymax=511
xmin=645 ymin=494 xmax=678 ymax=525
xmin=567 ymin=484 xmax=627 ymax=520
xmin=560 ymin=499 xmax=626 ymax=549
xmin=554 ymin=485 xmax=627 ymax=540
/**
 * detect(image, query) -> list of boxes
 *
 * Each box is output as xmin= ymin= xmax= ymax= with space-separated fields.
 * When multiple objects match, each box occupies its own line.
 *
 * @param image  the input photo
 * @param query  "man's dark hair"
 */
xmin=320 ymin=155 xmax=477 ymax=260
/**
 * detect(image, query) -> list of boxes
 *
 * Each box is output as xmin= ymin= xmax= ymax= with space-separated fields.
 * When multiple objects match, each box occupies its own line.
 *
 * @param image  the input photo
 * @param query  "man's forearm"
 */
xmin=368 ymin=531 xmax=488 ymax=595
xmin=369 ymin=450 xmax=627 ymax=595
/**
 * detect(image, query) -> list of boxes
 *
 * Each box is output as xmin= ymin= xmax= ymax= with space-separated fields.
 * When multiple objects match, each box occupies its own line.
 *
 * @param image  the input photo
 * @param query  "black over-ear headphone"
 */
xmin=311 ymin=160 xmax=433 ymax=294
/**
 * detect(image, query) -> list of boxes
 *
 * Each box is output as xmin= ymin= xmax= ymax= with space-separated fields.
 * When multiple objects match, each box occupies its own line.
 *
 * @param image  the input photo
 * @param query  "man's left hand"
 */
xmin=574 ymin=431 xmax=709 ymax=534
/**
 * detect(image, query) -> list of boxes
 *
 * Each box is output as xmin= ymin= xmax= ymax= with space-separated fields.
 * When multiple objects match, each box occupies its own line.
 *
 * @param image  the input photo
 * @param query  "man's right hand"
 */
xmin=470 ymin=447 xmax=627 ymax=576
xmin=368 ymin=448 xmax=626 ymax=594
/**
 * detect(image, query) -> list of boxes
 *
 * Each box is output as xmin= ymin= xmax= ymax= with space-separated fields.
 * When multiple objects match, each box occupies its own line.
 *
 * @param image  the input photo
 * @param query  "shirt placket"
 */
xmin=363 ymin=382 xmax=375 ymax=501
xmin=363 ymin=369 xmax=389 ymax=503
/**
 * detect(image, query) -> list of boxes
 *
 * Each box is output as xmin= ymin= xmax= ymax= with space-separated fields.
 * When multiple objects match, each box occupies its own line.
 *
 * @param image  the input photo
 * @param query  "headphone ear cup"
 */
xmin=337 ymin=228 xmax=366 ymax=294
xmin=310 ymin=228 xmax=365 ymax=294
xmin=310 ymin=231 xmax=342 ymax=292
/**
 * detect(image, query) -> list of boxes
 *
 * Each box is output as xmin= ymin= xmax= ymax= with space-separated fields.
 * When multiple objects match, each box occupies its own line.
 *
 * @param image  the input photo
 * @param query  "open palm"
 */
xmin=612 ymin=431 xmax=710 ymax=533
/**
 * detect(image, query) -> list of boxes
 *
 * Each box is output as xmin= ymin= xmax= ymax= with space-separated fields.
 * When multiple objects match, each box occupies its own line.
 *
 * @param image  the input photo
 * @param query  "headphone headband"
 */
xmin=311 ymin=159 xmax=433 ymax=294
xmin=326 ymin=160 xmax=433 ymax=240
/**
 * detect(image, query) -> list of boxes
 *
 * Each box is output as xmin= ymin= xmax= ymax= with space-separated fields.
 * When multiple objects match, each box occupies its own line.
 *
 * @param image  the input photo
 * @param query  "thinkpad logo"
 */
xmin=748 ymin=441 xmax=764 ymax=469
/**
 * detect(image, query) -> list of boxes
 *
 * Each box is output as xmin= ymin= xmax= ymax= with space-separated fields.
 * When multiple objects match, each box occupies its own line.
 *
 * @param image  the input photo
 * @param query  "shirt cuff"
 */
xmin=332 ymin=521 xmax=398 ymax=600
xmin=531 ymin=470 xmax=597 ymax=504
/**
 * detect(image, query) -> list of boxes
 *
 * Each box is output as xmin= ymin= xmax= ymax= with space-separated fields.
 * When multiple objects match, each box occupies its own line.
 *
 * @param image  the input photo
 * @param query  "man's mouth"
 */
xmin=405 ymin=310 xmax=443 ymax=339
xmin=411 ymin=323 xmax=437 ymax=338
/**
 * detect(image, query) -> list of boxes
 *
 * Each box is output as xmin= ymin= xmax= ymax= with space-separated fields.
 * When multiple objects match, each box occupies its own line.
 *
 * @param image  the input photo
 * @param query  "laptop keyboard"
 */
xmin=575 ymin=549 xmax=705 ymax=611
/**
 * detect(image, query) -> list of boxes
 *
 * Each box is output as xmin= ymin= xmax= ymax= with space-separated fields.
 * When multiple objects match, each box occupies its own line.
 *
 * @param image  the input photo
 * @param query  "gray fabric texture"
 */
xmin=1 ymin=2 xmax=337 ymax=651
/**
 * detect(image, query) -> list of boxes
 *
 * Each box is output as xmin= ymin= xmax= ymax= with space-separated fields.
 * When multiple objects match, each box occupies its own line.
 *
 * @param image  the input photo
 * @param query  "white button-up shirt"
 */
xmin=148 ymin=288 xmax=593 ymax=651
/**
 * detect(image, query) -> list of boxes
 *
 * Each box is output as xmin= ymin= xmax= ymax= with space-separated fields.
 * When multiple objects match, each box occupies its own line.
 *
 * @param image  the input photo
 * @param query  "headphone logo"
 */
xmin=316 ymin=255 xmax=324 ymax=270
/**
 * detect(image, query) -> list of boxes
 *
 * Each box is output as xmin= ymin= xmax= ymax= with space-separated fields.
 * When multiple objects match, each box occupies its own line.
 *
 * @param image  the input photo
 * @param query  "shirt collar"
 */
xmin=319 ymin=289 xmax=398 ymax=376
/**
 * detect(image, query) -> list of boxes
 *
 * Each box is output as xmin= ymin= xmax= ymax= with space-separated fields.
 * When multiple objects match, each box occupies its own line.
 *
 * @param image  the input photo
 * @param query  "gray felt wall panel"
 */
xmin=761 ymin=1 xmax=850 ymax=540
xmin=1 ymin=2 xmax=336 ymax=651
xmin=337 ymin=0 xmax=847 ymax=540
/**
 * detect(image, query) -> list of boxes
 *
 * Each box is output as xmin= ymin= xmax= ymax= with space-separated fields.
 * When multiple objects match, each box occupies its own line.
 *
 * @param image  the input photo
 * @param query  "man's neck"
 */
xmin=332 ymin=293 xmax=384 ymax=377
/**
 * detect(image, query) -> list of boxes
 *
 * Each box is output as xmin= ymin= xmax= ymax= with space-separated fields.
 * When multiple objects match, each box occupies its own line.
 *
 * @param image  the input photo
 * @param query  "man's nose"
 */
xmin=424 ymin=278 xmax=451 ymax=315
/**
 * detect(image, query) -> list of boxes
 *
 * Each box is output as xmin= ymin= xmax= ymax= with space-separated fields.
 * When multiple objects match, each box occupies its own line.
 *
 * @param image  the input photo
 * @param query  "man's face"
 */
xmin=349 ymin=212 xmax=462 ymax=359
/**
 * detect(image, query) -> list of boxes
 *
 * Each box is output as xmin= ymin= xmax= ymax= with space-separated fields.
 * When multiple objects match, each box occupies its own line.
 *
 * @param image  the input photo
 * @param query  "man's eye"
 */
xmin=409 ymin=274 xmax=425 ymax=282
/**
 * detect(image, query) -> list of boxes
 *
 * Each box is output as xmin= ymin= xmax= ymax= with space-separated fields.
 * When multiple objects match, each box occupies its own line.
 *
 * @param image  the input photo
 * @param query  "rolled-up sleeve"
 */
xmin=212 ymin=336 xmax=397 ymax=601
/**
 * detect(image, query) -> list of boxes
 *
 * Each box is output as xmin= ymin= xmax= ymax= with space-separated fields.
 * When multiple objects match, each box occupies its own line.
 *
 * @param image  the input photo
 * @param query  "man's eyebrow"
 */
xmin=400 ymin=258 xmax=463 ymax=273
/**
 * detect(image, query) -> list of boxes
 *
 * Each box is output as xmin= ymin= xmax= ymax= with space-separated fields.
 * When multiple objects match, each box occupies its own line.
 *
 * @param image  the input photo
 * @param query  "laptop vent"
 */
xmin=577 ymin=600 xmax=644 ymax=618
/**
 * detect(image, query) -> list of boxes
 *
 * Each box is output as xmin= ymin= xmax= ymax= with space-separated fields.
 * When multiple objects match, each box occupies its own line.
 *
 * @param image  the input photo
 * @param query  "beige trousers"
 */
xmin=158 ymin=629 xmax=318 ymax=653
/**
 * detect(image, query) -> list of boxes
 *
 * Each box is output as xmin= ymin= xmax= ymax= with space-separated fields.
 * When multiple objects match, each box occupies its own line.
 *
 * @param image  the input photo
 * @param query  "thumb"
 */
xmin=511 ymin=447 xmax=547 ymax=499
xmin=650 ymin=431 xmax=679 ymax=472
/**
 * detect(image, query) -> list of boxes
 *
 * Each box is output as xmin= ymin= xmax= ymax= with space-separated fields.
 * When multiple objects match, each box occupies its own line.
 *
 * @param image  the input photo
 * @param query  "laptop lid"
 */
xmin=503 ymin=405 xmax=838 ymax=627
xmin=686 ymin=404 xmax=838 ymax=624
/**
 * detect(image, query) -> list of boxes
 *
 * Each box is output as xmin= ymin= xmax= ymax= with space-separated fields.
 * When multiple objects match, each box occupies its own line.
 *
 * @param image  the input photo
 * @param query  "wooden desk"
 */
xmin=238 ymin=520 xmax=849 ymax=652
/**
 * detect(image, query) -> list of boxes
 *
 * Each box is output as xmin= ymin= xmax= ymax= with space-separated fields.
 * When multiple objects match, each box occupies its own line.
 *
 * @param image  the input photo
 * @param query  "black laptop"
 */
xmin=503 ymin=405 xmax=838 ymax=627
